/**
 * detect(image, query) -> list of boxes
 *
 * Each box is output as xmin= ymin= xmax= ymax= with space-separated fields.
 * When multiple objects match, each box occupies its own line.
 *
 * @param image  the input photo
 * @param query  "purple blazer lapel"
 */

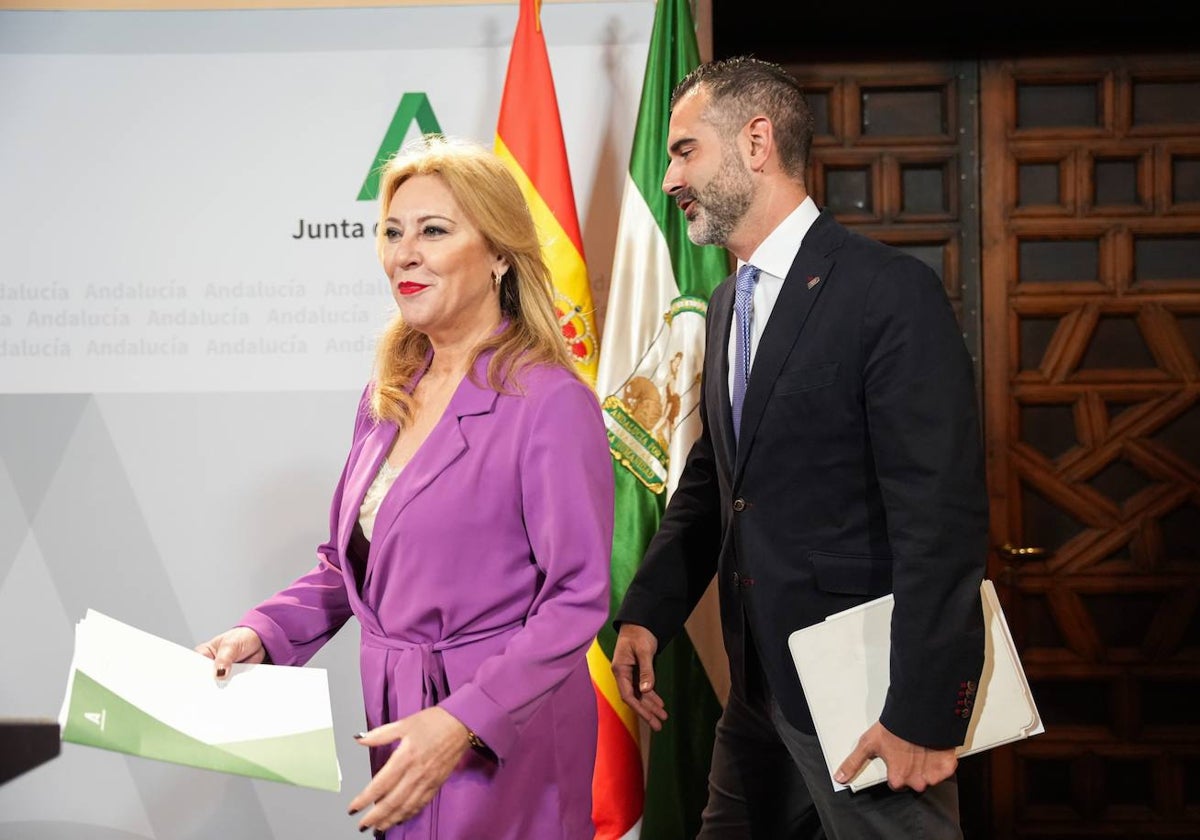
xmin=363 ymin=361 xmax=499 ymax=586
xmin=338 ymin=418 xmax=396 ymax=564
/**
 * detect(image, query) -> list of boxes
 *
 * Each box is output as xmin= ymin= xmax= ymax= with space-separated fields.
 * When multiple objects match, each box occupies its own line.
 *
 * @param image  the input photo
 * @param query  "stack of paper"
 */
xmin=58 ymin=609 xmax=341 ymax=792
xmin=787 ymin=579 xmax=1043 ymax=791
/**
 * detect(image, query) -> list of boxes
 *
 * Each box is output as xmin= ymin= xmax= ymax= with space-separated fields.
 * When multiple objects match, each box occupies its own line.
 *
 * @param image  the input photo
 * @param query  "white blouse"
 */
xmin=358 ymin=458 xmax=402 ymax=541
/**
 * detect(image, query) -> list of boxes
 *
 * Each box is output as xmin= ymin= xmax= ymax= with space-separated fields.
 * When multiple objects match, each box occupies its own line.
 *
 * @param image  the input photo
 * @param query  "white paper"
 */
xmin=58 ymin=609 xmax=341 ymax=791
xmin=787 ymin=580 xmax=1043 ymax=791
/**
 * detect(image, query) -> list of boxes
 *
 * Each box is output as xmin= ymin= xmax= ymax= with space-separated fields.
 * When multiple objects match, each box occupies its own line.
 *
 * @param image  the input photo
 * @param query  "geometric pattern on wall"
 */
xmin=0 ymin=391 xmax=368 ymax=840
xmin=1012 ymin=305 xmax=1200 ymax=575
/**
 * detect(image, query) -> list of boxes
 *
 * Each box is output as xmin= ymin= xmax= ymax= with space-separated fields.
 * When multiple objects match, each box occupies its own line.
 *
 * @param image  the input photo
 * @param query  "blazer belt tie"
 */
xmin=361 ymin=620 xmax=523 ymax=706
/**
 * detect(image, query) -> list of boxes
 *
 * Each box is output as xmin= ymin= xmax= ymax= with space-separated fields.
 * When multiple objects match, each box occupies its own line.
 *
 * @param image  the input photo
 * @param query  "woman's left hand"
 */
xmin=349 ymin=706 xmax=472 ymax=833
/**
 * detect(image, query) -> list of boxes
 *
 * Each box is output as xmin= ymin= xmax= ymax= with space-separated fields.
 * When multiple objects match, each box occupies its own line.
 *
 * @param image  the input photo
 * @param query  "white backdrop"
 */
xmin=0 ymin=3 xmax=653 ymax=837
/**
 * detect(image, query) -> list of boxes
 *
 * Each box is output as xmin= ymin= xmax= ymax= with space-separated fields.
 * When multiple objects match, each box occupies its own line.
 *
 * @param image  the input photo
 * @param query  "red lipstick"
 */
xmin=397 ymin=282 xmax=427 ymax=296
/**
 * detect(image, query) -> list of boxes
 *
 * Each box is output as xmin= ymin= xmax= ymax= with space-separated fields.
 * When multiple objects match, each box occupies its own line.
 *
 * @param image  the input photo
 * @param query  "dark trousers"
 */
xmin=696 ymin=682 xmax=963 ymax=840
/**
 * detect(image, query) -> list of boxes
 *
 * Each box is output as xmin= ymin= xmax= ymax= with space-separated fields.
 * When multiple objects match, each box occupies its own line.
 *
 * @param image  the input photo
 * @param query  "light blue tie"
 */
xmin=731 ymin=263 xmax=760 ymax=444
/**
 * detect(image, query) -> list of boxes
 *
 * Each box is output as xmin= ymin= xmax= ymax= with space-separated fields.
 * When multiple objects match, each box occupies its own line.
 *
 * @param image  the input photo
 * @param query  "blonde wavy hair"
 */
xmin=370 ymin=135 xmax=576 ymax=426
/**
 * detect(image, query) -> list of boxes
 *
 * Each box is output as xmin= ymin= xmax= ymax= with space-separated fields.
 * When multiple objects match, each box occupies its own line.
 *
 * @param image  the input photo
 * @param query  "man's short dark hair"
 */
xmin=671 ymin=56 xmax=814 ymax=180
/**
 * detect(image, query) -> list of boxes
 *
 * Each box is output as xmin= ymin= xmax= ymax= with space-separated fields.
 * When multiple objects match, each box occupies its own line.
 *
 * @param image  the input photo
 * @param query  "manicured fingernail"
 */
xmin=834 ymin=771 xmax=847 ymax=783
xmin=359 ymin=826 xmax=369 ymax=833
xmin=348 ymin=807 xmax=359 ymax=816
xmin=216 ymin=667 xmax=226 ymax=678
xmin=353 ymin=731 xmax=366 ymax=740
xmin=640 ymin=681 xmax=650 ymax=691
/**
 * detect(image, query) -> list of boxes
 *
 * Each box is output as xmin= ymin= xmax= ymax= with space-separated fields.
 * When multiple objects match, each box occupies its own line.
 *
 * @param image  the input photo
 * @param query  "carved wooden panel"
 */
xmin=784 ymin=61 xmax=982 ymax=381
xmin=982 ymin=54 xmax=1200 ymax=839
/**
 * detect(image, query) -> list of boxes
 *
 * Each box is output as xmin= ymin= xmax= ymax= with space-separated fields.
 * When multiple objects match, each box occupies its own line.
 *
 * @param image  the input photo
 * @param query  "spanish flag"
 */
xmin=495 ymin=0 xmax=598 ymax=386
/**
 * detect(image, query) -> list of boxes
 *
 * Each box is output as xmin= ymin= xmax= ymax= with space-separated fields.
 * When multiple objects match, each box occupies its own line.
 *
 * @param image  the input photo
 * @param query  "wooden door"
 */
xmin=787 ymin=52 xmax=1200 ymax=837
xmin=981 ymin=54 xmax=1200 ymax=838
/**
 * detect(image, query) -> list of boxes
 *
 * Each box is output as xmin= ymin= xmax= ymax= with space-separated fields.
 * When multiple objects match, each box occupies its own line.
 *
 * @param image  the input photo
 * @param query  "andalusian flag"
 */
xmin=592 ymin=0 xmax=729 ymax=837
xmin=495 ymin=0 xmax=598 ymax=385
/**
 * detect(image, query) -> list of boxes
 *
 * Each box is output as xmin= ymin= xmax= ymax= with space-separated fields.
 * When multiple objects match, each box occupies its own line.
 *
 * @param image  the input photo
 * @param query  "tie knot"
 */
xmin=736 ymin=264 xmax=760 ymax=292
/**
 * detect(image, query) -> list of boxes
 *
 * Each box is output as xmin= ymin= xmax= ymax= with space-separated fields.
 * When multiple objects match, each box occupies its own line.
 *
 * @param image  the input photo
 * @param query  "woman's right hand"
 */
xmin=194 ymin=627 xmax=266 ymax=680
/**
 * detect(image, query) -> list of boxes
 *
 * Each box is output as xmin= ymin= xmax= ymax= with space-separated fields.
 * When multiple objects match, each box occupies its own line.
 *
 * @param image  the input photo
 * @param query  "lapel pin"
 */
xmin=806 ymin=275 xmax=821 ymax=289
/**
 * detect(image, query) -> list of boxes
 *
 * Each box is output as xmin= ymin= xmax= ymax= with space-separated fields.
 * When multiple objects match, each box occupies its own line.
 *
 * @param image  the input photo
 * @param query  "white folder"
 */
xmin=787 ymin=579 xmax=1043 ymax=792
xmin=58 ymin=609 xmax=342 ymax=791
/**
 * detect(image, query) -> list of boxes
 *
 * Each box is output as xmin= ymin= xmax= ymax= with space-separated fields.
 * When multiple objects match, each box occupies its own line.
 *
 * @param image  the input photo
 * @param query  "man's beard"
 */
xmin=684 ymin=146 xmax=754 ymax=247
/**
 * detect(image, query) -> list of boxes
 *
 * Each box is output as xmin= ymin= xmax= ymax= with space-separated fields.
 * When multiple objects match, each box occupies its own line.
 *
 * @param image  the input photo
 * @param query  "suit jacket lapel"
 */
xmin=708 ymin=278 xmax=738 ymax=476
xmin=734 ymin=211 xmax=840 ymax=482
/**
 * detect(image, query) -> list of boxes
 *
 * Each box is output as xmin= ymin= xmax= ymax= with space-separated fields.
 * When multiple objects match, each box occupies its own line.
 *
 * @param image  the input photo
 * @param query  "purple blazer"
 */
xmin=240 ymin=354 xmax=615 ymax=840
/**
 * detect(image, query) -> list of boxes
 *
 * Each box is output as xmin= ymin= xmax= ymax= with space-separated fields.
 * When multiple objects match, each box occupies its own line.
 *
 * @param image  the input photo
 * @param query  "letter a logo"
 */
xmin=84 ymin=709 xmax=107 ymax=731
xmin=357 ymin=93 xmax=443 ymax=201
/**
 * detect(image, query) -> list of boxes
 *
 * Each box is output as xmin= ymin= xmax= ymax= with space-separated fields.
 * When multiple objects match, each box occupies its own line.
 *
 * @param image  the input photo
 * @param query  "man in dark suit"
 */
xmin=611 ymin=56 xmax=989 ymax=838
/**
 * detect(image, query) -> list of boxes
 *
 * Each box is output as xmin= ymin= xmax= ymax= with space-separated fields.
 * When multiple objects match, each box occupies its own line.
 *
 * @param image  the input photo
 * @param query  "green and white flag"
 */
xmin=594 ymin=0 xmax=730 ymax=835
xmin=59 ymin=609 xmax=341 ymax=792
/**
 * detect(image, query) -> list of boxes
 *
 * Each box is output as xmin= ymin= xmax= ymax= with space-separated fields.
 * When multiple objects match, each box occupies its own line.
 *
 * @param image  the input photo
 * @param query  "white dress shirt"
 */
xmin=727 ymin=196 xmax=821 ymax=399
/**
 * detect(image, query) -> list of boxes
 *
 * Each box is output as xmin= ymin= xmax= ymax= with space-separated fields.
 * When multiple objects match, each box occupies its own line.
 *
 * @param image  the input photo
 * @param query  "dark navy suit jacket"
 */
xmin=618 ymin=209 xmax=989 ymax=748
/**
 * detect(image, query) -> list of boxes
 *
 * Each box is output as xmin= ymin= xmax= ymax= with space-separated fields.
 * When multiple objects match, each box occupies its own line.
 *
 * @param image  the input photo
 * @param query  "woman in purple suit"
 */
xmin=197 ymin=136 xmax=614 ymax=839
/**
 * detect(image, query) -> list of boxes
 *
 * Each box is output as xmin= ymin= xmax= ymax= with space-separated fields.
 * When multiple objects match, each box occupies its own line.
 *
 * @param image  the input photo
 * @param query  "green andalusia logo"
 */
xmin=292 ymin=93 xmax=442 ymax=241
xmin=357 ymin=93 xmax=443 ymax=201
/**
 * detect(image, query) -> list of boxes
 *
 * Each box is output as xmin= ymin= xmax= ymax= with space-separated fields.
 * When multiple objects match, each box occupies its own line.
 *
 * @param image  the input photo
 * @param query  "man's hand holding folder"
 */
xmin=789 ymin=580 xmax=1044 ymax=792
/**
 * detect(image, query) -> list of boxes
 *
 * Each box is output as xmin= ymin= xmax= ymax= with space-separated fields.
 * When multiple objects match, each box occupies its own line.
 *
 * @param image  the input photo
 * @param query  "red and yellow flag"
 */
xmin=495 ymin=0 xmax=599 ymax=386
xmin=497 ymin=3 xmax=635 ymax=835
xmin=588 ymin=638 xmax=644 ymax=838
